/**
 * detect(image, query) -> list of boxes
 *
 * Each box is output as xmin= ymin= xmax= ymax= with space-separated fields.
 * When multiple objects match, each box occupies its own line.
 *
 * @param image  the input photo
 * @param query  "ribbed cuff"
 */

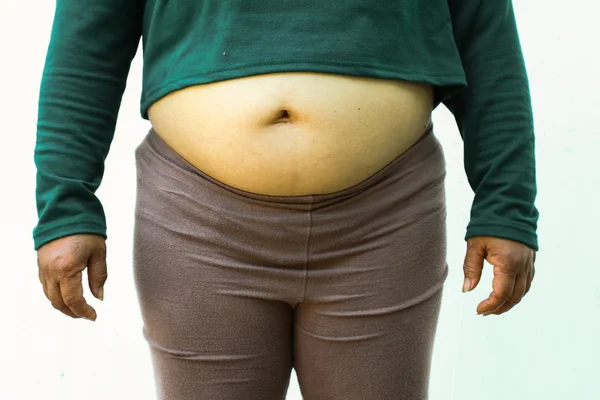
xmin=465 ymin=223 xmax=538 ymax=251
xmin=33 ymin=223 xmax=107 ymax=251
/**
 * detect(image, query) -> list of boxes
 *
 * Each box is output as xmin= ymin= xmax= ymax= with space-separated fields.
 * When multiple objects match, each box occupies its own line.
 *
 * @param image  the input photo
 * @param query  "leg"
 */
xmin=294 ymin=287 xmax=443 ymax=400
xmin=133 ymin=214 xmax=293 ymax=400
xmin=294 ymin=129 xmax=448 ymax=399
xmin=132 ymin=134 xmax=297 ymax=400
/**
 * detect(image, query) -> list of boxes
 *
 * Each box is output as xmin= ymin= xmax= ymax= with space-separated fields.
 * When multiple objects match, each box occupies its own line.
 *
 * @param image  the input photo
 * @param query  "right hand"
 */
xmin=37 ymin=234 xmax=107 ymax=321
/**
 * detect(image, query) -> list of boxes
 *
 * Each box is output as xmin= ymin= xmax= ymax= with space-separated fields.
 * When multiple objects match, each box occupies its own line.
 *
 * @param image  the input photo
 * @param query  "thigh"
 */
xmin=294 ymin=288 xmax=443 ymax=400
xmin=133 ymin=217 xmax=293 ymax=400
xmin=293 ymin=210 xmax=447 ymax=399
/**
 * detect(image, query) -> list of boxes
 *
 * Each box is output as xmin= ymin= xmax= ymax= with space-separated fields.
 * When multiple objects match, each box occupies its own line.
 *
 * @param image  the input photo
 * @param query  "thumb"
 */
xmin=462 ymin=238 xmax=486 ymax=292
xmin=88 ymin=247 xmax=108 ymax=301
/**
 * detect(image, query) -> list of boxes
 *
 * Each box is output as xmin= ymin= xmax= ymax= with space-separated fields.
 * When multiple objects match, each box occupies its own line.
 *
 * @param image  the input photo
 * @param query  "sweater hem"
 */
xmin=140 ymin=59 xmax=467 ymax=119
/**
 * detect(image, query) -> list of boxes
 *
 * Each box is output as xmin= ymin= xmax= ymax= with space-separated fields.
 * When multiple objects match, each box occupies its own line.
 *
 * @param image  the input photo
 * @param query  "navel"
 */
xmin=271 ymin=108 xmax=292 ymax=124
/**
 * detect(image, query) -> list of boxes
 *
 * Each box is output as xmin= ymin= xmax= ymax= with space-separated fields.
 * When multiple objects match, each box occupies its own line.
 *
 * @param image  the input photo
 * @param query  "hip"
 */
xmin=134 ymin=123 xmax=448 ymax=300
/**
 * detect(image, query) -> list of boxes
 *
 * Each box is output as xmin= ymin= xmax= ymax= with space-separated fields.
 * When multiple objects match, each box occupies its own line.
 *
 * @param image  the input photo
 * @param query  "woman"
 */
xmin=34 ymin=0 xmax=538 ymax=399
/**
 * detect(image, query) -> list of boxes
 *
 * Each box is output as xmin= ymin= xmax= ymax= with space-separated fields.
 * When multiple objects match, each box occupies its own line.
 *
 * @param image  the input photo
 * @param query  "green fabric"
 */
xmin=34 ymin=0 xmax=539 ymax=251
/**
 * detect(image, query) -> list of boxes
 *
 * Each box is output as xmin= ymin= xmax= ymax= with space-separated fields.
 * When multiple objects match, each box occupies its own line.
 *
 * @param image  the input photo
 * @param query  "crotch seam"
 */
xmin=301 ymin=198 xmax=313 ymax=303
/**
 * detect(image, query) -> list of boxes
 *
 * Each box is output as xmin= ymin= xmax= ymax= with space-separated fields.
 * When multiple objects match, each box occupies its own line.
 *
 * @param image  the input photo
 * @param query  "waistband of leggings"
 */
xmin=144 ymin=121 xmax=440 ymax=205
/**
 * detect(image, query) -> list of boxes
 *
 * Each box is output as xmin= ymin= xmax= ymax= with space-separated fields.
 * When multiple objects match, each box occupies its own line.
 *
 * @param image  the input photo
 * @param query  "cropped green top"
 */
xmin=33 ymin=0 xmax=539 ymax=250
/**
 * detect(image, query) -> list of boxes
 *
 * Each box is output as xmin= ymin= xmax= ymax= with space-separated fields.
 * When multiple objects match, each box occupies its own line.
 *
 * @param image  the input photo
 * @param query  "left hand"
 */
xmin=462 ymin=236 xmax=536 ymax=316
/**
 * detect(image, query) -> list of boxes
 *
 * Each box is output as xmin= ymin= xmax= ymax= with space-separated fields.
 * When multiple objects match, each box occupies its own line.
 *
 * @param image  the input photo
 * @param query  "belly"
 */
xmin=147 ymin=72 xmax=433 ymax=196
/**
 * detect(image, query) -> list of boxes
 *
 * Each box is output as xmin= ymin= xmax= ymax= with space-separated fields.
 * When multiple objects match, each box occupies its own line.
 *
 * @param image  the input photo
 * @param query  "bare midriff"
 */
xmin=147 ymin=72 xmax=434 ymax=196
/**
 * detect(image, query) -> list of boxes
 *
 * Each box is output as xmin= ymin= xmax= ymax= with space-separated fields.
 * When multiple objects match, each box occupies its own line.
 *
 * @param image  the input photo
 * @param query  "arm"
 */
xmin=444 ymin=0 xmax=539 ymax=251
xmin=444 ymin=0 xmax=537 ymax=315
xmin=33 ymin=0 xmax=143 ymax=250
xmin=34 ymin=1 xmax=143 ymax=321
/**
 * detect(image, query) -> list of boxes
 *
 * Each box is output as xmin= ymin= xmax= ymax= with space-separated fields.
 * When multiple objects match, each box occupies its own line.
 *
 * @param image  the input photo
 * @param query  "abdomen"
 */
xmin=147 ymin=72 xmax=434 ymax=196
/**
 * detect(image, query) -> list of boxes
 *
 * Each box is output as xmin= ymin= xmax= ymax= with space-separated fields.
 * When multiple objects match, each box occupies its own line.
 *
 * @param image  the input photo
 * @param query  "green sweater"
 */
xmin=34 ymin=0 xmax=539 ymax=251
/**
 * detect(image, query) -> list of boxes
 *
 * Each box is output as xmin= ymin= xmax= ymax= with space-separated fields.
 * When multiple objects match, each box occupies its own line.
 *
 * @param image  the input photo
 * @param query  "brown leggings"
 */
xmin=133 ymin=123 xmax=448 ymax=400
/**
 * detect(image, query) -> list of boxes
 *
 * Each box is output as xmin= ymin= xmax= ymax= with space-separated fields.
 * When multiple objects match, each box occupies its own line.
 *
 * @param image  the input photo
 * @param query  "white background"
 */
xmin=1 ymin=1 xmax=599 ymax=399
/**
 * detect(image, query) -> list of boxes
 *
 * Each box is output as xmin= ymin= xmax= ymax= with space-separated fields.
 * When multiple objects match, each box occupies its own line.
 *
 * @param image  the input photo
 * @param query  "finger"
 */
xmin=525 ymin=255 xmax=536 ymax=294
xmin=47 ymin=281 xmax=81 ymax=319
xmin=39 ymin=269 xmax=48 ymax=298
xmin=38 ymin=269 xmax=45 ymax=286
xmin=477 ymin=270 xmax=515 ymax=315
xmin=463 ymin=241 xmax=486 ymax=292
xmin=40 ymin=271 xmax=49 ymax=300
xmin=525 ymin=269 xmax=533 ymax=295
xmin=491 ymin=273 xmax=527 ymax=315
xmin=60 ymin=273 xmax=97 ymax=321
xmin=87 ymin=250 xmax=107 ymax=301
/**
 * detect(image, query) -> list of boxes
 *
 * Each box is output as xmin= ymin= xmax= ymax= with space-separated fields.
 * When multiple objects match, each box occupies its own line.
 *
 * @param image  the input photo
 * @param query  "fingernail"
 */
xmin=97 ymin=287 xmax=104 ymax=301
xmin=462 ymin=278 xmax=472 ymax=293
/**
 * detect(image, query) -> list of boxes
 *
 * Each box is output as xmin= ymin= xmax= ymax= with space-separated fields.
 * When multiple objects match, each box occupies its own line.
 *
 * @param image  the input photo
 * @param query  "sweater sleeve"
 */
xmin=33 ymin=0 xmax=143 ymax=250
xmin=444 ymin=0 xmax=539 ymax=251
